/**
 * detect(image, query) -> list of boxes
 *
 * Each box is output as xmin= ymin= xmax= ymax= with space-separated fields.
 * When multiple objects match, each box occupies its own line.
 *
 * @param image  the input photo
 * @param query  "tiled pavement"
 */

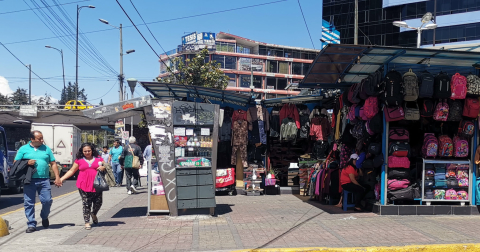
xmin=63 ymin=191 xmax=480 ymax=252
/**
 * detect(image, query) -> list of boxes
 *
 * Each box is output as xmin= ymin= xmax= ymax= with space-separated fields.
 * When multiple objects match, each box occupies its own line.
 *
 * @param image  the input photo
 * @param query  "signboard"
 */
xmin=115 ymin=119 xmax=124 ymax=139
xmin=19 ymin=105 xmax=38 ymax=117
xmin=181 ymin=32 xmax=216 ymax=45
xmin=179 ymin=44 xmax=216 ymax=53
xmin=82 ymin=96 xmax=152 ymax=119
xmin=122 ymin=131 xmax=129 ymax=140
xmin=173 ymin=101 xmax=215 ymax=126
xmin=321 ymin=19 xmax=340 ymax=49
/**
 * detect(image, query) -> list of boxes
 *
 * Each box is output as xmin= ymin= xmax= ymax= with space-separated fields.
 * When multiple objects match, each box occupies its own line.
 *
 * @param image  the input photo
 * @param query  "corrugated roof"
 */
xmin=300 ymin=44 xmax=480 ymax=89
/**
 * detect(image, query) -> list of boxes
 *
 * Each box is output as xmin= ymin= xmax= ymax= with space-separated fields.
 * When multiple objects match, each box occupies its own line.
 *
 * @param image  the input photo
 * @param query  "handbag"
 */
xmin=404 ymin=102 xmax=420 ymax=120
xmin=384 ymin=106 xmax=405 ymax=122
xmin=125 ymin=145 xmax=141 ymax=169
xmin=93 ymin=171 xmax=109 ymax=192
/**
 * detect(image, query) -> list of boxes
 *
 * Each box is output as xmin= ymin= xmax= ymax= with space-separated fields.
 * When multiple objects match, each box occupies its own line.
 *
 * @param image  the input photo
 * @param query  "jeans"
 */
xmin=23 ymin=178 xmax=52 ymax=228
xmin=112 ymin=162 xmax=123 ymax=185
xmin=341 ymin=182 xmax=371 ymax=208
xmin=125 ymin=168 xmax=139 ymax=190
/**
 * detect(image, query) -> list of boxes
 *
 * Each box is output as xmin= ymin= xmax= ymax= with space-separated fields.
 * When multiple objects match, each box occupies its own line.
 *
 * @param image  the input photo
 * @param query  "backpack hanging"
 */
xmin=434 ymin=72 xmax=451 ymax=99
xmin=381 ymin=70 xmax=404 ymax=107
xmin=453 ymin=135 xmax=469 ymax=158
xmin=363 ymin=96 xmax=379 ymax=119
xmin=458 ymin=119 xmax=475 ymax=138
xmin=384 ymin=106 xmax=405 ymax=122
xmin=419 ymin=71 xmax=435 ymax=98
xmin=446 ymin=99 xmax=462 ymax=121
xmin=420 ymin=99 xmax=435 ymax=117
xmin=403 ymin=69 xmax=419 ymax=101
xmin=422 ymin=133 xmax=438 ymax=158
xmin=462 ymin=97 xmax=480 ymax=118
xmin=450 ymin=73 xmax=467 ymax=100
xmin=433 ymin=99 xmax=449 ymax=121
xmin=348 ymin=82 xmax=362 ymax=104
xmin=438 ymin=135 xmax=454 ymax=157
xmin=466 ymin=74 xmax=480 ymax=96
xmin=404 ymin=102 xmax=420 ymax=120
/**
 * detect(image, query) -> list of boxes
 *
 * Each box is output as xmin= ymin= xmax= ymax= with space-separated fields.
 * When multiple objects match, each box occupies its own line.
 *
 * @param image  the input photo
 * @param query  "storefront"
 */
xmin=299 ymin=44 xmax=480 ymax=215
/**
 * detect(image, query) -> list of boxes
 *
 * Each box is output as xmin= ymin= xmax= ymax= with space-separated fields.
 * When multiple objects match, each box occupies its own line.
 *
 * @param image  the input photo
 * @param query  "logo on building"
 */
xmin=321 ymin=20 xmax=340 ymax=48
xmin=182 ymin=32 xmax=216 ymax=45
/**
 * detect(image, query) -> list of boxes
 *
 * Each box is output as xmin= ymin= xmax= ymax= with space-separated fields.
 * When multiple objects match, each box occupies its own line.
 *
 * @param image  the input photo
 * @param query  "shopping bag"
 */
xmin=93 ymin=171 xmax=109 ymax=192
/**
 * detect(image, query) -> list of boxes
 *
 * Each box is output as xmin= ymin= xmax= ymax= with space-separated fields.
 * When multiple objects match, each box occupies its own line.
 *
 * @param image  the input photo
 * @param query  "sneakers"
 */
xmin=130 ymin=185 xmax=138 ymax=194
xmin=127 ymin=190 xmax=132 ymax=195
xmin=26 ymin=227 xmax=36 ymax=233
xmin=42 ymin=219 xmax=49 ymax=228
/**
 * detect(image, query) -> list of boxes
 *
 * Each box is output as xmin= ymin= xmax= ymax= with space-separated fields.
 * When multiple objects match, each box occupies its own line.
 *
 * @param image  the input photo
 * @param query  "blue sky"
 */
xmin=0 ymin=0 xmax=322 ymax=105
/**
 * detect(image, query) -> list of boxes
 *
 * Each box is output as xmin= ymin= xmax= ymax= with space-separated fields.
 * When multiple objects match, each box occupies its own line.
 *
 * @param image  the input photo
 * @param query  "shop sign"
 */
xmin=182 ymin=32 xmax=216 ymax=45
xmin=115 ymin=119 xmax=124 ymax=139
xmin=82 ymin=96 xmax=152 ymax=119
xmin=173 ymin=101 xmax=215 ymax=125
xmin=122 ymin=131 xmax=129 ymax=140
xmin=19 ymin=105 xmax=37 ymax=117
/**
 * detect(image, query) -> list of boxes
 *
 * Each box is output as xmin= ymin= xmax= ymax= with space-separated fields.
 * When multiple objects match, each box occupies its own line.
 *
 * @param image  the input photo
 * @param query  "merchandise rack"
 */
xmin=421 ymin=159 xmax=472 ymax=206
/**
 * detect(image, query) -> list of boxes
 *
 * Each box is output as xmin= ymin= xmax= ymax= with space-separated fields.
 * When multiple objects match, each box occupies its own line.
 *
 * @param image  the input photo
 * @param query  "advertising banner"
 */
xmin=115 ymin=119 xmax=124 ymax=139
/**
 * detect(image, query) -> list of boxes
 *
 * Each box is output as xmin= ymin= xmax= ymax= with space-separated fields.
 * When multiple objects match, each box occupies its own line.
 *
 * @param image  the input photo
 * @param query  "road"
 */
xmin=0 ymin=179 xmax=79 ymax=216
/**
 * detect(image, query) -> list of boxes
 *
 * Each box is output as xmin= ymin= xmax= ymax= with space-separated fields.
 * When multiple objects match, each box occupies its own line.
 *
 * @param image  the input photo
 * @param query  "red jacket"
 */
xmin=279 ymin=104 xmax=300 ymax=129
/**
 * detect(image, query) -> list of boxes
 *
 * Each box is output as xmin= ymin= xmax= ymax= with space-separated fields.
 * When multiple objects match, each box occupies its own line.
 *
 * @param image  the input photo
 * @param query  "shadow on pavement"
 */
xmin=111 ymin=207 xmax=147 ymax=218
xmin=98 ymin=221 xmax=126 ymax=227
xmin=215 ymin=204 xmax=234 ymax=216
xmin=47 ymin=223 xmax=76 ymax=229
xmin=293 ymin=194 xmax=358 ymax=214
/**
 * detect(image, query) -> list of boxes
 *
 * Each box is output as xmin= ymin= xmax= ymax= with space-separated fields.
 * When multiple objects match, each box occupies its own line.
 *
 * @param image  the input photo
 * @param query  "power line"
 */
xmin=0 ymin=0 xmax=89 ymax=15
xmin=0 ymin=41 xmax=62 ymax=92
xmin=297 ymin=0 xmax=315 ymax=49
xmin=129 ymin=0 xmax=167 ymax=53
xmin=89 ymin=80 xmax=118 ymax=101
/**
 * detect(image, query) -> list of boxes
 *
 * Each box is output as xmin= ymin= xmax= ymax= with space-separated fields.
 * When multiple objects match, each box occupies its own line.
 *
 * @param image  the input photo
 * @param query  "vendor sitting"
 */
xmin=340 ymin=153 xmax=370 ymax=212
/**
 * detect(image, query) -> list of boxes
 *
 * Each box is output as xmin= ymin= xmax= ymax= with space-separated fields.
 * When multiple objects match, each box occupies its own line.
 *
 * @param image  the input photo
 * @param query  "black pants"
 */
xmin=342 ymin=183 xmax=371 ymax=208
xmin=78 ymin=189 xmax=102 ymax=223
xmin=125 ymin=168 xmax=139 ymax=190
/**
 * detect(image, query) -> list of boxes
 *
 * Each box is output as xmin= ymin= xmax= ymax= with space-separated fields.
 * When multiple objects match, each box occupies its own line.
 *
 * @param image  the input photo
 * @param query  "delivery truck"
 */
xmin=31 ymin=123 xmax=81 ymax=176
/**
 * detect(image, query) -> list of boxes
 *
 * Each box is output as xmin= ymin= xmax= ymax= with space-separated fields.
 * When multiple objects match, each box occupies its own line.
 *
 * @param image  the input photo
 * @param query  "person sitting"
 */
xmin=340 ymin=153 xmax=370 ymax=212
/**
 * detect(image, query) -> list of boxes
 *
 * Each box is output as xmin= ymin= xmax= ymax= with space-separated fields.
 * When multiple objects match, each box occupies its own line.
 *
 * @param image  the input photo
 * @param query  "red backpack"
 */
xmin=364 ymin=96 xmax=378 ymax=119
xmin=433 ymin=100 xmax=449 ymax=121
xmin=450 ymin=73 xmax=467 ymax=100
xmin=438 ymin=135 xmax=453 ymax=157
xmin=463 ymin=98 xmax=480 ymax=118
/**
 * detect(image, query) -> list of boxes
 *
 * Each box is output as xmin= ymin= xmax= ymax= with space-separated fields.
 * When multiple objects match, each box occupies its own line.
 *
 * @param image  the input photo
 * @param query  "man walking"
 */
xmin=101 ymin=146 xmax=110 ymax=163
xmin=109 ymin=140 xmax=123 ymax=187
xmin=15 ymin=130 xmax=61 ymax=233
xmin=120 ymin=136 xmax=144 ymax=195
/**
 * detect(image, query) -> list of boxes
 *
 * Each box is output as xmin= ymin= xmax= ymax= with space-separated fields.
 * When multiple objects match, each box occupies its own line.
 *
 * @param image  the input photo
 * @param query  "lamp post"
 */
xmin=127 ymin=78 xmax=137 ymax=136
xmin=393 ymin=12 xmax=437 ymax=48
xmin=76 ymin=5 xmax=95 ymax=100
xmin=99 ymin=19 xmax=136 ymax=102
xmin=45 ymin=45 xmax=66 ymax=89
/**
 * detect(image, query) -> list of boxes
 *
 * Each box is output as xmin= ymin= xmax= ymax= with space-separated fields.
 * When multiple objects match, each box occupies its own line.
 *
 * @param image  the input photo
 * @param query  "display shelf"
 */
xmin=176 ymin=157 xmax=212 ymax=159
xmin=176 ymin=166 xmax=212 ymax=169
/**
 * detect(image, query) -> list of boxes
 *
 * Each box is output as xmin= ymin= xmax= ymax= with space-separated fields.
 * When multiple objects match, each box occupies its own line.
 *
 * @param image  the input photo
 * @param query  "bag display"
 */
xmin=438 ymin=135 xmax=453 ymax=157
xmin=382 ymin=70 xmax=404 ymax=107
xmin=93 ymin=171 xmax=109 ymax=192
xmin=453 ymin=136 xmax=469 ymax=158
xmin=435 ymin=179 xmax=447 ymax=187
xmin=422 ymin=133 xmax=438 ymax=158
xmin=434 ymin=189 xmax=446 ymax=199
xmin=463 ymin=97 xmax=480 ymax=118
xmin=387 ymin=179 xmax=410 ymax=191
xmin=425 ymin=170 xmax=435 ymax=177
xmin=466 ymin=74 xmax=480 ymax=96
xmin=348 ymin=104 xmax=357 ymax=121
xmin=389 ymin=128 xmax=409 ymax=141
xmin=388 ymin=156 xmax=410 ymax=168
xmin=373 ymin=155 xmax=384 ymax=168
xmin=388 ymin=184 xmax=418 ymax=201
xmin=446 ymin=177 xmax=459 ymax=188
xmin=450 ymin=73 xmax=467 ymax=100
xmin=425 ymin=190 xmax=434 ymax=199
xmin=388 ymin=168 xmax=410 ymax=179
xmin=446 ymin=99 xmax=463 ymax=121
xmin=366 ymin=113 xmax=383 ymax=135
xmin=457 ymin=190 xmax=468 ymax=200
xmin=445 ymin=189 xmax=458 ymax=200
xmin=363 ymin=96 xmax=379 ymax=119
xmin=420 ymin=99 xmax=435 ymax=117
xmin=403 ymin=69 xmax=419 ymax=101
xmin=434 ymin=72 xmax=451 ymax=99
xmin=388 ymin=142 xmax=411 ymax=157
xmin=404 ymin=102 xmax=420 ymax=120
xmin=424 ymin=179 xmax=434 ymax=188
xmin=419 ymin=71 xmax=435 ymax=98
xmin=348 ymin=82 xmax=362 ymax=104
xmin=351 ymin=121 xmax=364 ymax=139
xmin=458 ymin=119 xmax=475 ymax=138
xmin=368 ymin=142 xmax=382 ymax=156
xmin=384 ymin=106 xmax=405 ymax=122
xmin=433 ymin=99 xmax=449 ymax=121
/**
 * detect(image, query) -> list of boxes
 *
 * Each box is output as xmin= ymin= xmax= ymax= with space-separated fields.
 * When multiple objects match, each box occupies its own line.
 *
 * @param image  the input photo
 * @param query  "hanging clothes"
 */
xmin=270 ymin=106 xmax=281 ymax=137
xmin=279 ymin=103 xmax=300 ymax=129
xmin=297 ymin=104 xmax=311 ymax=139
xmin=247 ymin=106 xmax=269 ymax=145
xmin=310 ymin=116 xmax=331 ymax=141
xmin=231 ymin=109 xmax=247 ymax=128
xmin=231 ymin=120 xmax=248 ymax=167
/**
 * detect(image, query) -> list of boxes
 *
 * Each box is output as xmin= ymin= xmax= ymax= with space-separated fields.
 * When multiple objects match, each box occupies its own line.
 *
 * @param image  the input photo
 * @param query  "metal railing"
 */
xmin=0 ymin=104 xmax=100 ymax=111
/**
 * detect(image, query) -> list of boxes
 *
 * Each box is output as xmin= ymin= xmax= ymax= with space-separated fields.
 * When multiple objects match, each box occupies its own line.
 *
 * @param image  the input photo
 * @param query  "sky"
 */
xmin=0 ymin=0 xmax=323 ymax=105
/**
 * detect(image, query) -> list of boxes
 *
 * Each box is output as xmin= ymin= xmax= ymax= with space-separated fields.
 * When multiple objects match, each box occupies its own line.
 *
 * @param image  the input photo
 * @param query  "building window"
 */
xmin=225 ymin=56 xmax=236 ymax=69
xmin=239 ymin=75 xmax=262 ymax=88
xmin=259 ymin=45 xmax=267 ymax=56
xmin=216 ymin=42 xmax=235 ymax=52
xmin=266 ymin=77 xmax=276 ymax=90
xmin=236 ymin=45 xmax=251 ymax=54
xmin=302 ymin=63 xmax=311 ymax=75
xmin=252 ymin=59 xmax=263 ymax=72
xmin=239 ymin=58 xmax=252 ymax=71
xmin=212 ymin=55 xmax=225 ymax=68
xmin=279 ymin=62 xmax=289 ymax=74
xmin=292 ymin=62 xmax=302 ymax=75
xmin=277 ymin=78 xmax=287 ymax=90
xmin=267 ymin=60 xmax=278 ymax=73
xmin=225 ymin=73 xmax=236 ymax=87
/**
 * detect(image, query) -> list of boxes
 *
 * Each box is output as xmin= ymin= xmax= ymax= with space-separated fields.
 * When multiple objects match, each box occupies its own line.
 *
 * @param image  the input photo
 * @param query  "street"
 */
xmin=0 ymin=179 xmax=78 ymax=216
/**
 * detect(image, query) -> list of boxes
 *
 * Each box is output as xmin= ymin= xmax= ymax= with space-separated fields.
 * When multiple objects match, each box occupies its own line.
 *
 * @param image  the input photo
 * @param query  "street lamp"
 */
xmin=76 ymin=5 xmax=95 ymax=100
xmin=393 ymin=12 xmax=437 ymax=48
xmin=100 ymin=19 xmax=135 ymax=102
xmin=45 ymin=45 xmax=66 ymax=89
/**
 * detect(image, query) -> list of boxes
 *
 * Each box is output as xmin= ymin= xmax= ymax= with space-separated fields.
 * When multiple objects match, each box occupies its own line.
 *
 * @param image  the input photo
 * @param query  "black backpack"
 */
xmin=362 ymin=71 xmax=384 ymax=98
xmin=419 ymin=71 xmax=434 ymax=98
xmin=420 ymin=99 xmax=435 ymax=117
xmin=368 ymin=113 xmax=383 ymax=134
xmin=341 ymin=124 xmax=356 ymax=147
xmin=434 ymin=72 xmax=451 ymax=99
xmin=447 ymin=99 xmax=463 ymax=121
xmin=381 ymin=70 xmax=404 ymax=107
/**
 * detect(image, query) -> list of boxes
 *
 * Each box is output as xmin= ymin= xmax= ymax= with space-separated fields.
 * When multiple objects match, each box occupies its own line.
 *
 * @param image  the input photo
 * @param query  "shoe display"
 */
xmin=42 ymin=219 xmax=49 ymax=228
xmin=127 ymin=190 xmax=132 ymax=195
xmin=26 ymin=227 xmax=36 ymax=233
xmin=130 ymin=185 xmax=138 ymax=194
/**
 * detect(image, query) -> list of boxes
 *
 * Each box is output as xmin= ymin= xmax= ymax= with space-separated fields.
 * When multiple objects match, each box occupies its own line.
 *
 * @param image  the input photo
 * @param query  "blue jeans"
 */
xmin=112 ymin=162 xmax=123 ymax=185
xmin=23 ymin=178 xmax=52 ymax=228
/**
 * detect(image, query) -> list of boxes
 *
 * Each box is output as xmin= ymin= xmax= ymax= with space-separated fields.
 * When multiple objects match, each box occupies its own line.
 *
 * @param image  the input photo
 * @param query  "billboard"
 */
xmin=182 ymin=32 xmax=216 ymax=45
xmin=321 ymin=19 xmax=340 ymax=48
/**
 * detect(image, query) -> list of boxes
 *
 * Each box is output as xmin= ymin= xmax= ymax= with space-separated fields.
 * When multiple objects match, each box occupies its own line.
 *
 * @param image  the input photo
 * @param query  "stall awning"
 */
xmin=263 ymin=94 xmax=323 ymax=107
xmin=300 ymin=44 xmax=480 ymax=89
xmin=139 ymin=82 xmax=253 ymax=107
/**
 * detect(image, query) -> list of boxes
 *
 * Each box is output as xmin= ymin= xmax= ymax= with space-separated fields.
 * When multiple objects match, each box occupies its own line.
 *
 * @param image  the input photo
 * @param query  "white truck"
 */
xmin=31 ymin=123 xmax=81 ymax=176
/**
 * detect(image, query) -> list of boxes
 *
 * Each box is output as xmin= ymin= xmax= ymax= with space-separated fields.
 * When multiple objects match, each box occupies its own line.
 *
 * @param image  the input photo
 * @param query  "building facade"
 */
xmin=323 ymin=0 xmax=480 ymax=48
xmin=158 ymin=32 xmax=319 ymax=99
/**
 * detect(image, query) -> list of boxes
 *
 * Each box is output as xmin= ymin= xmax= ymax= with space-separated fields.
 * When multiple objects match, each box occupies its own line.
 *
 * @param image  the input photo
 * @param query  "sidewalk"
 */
xmin=2 ymin=179 xmax=480 ymax=252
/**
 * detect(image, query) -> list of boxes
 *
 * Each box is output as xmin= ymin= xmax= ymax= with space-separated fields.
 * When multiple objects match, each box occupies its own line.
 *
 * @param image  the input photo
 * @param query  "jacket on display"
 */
xmin=279 ymin=103 xmax=300 ymax=129
xmin=270 ymin=106 xmax=281 ymax=137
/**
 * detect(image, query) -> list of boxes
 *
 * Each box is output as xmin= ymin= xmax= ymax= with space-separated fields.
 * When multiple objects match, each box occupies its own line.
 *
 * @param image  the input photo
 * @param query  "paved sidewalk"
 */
xmin=3 ymin=180 xmax=480 ymax=252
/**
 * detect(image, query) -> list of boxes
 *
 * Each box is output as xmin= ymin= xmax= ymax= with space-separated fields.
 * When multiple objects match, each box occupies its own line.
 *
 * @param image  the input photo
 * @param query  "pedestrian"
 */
xmin=143 ymin=143 xmax=152 ymax=163
xmin=109 ymin=140 xmax=123 ymax=187
xmin=14 ymin=130 xmax=61 ymax=233
xmin=101 ymin=146 xmax=110 ymax=163
xmin=120 ymin=136 xmax=144 ymax=195
xmin=340 ymin=153 xmax=370 ymax=212
xmin=60 ymin=143 xmax=106 ymax=230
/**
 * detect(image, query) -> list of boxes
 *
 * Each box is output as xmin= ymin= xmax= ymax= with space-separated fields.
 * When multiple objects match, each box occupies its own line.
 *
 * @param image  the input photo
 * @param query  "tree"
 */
xmin=161 ymin=48 xmax=229 ymax=89
xmin=0 ymin=93 xmax=11 ymax=105
xmin=99 ymin=99 xmax=103 ymax=106
xmin=59 ymin=82 xmax=88 ymax=105
xmin=10 ymin=87 xmax=28 ymax=105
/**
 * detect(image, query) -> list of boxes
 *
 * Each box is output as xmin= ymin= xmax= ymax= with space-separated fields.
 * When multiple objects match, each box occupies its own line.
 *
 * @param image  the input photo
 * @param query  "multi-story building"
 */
xmin=323 ymin=0 xmax=480 ymax=48
xmin=158 ymin=32 xmax=320 ymax=99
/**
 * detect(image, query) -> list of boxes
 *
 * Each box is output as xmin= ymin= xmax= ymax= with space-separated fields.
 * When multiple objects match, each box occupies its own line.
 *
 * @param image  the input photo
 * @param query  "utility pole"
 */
xmin=119 ymin=23 xmax=124 ymax=101
xmin=433 ymin=0 xmax=437 ymax=46
xmin=354 ymin=0 xmax=358 ymax=45
xmin=28 ymin=64 xmax=31 ymax=105
xmin=76 ymin=5 xmax=79 ymax=101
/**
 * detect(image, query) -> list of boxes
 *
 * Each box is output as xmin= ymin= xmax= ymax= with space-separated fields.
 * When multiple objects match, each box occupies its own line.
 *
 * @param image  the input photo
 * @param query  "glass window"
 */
xmin=212 ymin=55 xmax=225 ymax=68
xmin=252 ymin=59 xmax=263 ymax=72
xmin=236 ymin=45 xmax=251 ymax=54
xmin=259 ymin=45 xmax=267 ymax=56
xmin=293 ymin=50 xmax=301 ymax=58
xmin=292 ymin=62 xmax=302 ymax=75
xmin=225 ymin=56 xmax=236 ymax=69
xmin=279 ymin=62 xmax=289 ymax=74
xmin=239 ymin=58 xmax=251 ymax=71
xmin=266 ymin=77 xmax=276 ymax=90
xmin=302 ymin=63 xmax=311 ymax=75
xmin=225 ymin=73 xmax=236 ymax=87
xmin=277 ymin=78 xmax=287 ymax=90
xmin=267 ymin=60 xmax=278 ymax=73
xmin=239 ymin=75 xmax=262 ymax=88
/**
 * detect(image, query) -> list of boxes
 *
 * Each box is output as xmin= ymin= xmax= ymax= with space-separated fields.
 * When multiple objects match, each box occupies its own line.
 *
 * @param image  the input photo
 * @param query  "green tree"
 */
xmin=161 ymin=48 xmax=229 ymax=89
xmin=59 ymin=82 xmax=88 ymax=105
xmin=10 ymin=87 xmax=28 ymax=105
xmin=99 ymin=99 xmax=103 ymax=106
xmin=0 ymin=93 xmax=11 ymax=105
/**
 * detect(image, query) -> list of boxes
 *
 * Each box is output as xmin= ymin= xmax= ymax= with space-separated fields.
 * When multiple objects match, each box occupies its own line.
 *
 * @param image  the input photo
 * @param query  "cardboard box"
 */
xmin=150 ymin=195 xmax=169 ymax=211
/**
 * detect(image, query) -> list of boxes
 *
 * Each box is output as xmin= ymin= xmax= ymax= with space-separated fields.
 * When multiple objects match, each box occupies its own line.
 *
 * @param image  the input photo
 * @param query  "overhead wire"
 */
xmin=89 ymin=80 xmax=118 ymax=101
xmin=0 ymin=41 xmax=62 ymax=92
xmin=129 ymin=0 xmax=167 ymax=53
xmin=0 ymin=0 xmax=89 ymax=15
xmin=297 ymin=0 xmax=315 ymax=49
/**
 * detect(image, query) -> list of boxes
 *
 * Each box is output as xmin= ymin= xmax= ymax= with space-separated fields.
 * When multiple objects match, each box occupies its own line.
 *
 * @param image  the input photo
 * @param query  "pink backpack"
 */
xmin=348 ymin=104 xmax=357 ymax=121
xmin=384 ymin=106 xmax=405 ymax=122
xmin=388 ymin=156 xmax=410 ymax=168
xmin=422 ymin=133 xmax=438 ymax=158
xmin=389 ymin=128 xmax=409 ymax=141
xmin=433 ymin=100 xmax=449 ymax=121
xmin=364 ymin=97 xmax=378 ymax=119
xmin=451 ymin=73 xmax=467 ymax=100
xmin=359 ymin=106 xmax=369 ymax=121
xmin=453 ymin=136 xmax=469 ymax=157
xmin=457 ymin=190 xmax=468 ymax=200
xmin=438 ymin=135 xmax=453 ymax=157
xmin=387 ymin=179 xmax=410 ymax=190
xmin=445 ymin=189 xmax=457 ymax=200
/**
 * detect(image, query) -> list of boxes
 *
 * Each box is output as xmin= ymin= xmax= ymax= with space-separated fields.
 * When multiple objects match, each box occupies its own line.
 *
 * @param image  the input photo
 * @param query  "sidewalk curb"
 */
xmin=233 ymin=244 xmax=480 ymax=252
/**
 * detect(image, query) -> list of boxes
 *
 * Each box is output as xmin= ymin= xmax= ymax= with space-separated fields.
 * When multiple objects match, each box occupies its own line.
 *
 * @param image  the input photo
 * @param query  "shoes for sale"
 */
xmin=300 ymin=154 xmax=311 ymax=159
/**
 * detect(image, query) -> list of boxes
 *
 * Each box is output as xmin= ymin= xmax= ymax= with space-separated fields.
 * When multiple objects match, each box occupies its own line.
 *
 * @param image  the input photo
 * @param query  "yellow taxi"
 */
xmin=64 ymin=100 xmax=93 ymax=110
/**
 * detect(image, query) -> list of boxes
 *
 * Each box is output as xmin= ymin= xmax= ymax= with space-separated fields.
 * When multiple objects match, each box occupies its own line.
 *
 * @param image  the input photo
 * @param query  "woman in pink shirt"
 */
xmin=60 ymin=143 xmax=106 ymax=230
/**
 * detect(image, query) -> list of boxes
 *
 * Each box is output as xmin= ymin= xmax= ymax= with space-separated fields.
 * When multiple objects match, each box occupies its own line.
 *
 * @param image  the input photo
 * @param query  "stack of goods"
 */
xmin=426 ymin=164 xmax=469 ymax=200
xmin=299 ymin=159 xmax=317 ymax=196
xmin=287 ymin=162 xmax=299 ymax=187
xmin=268 ymin=139 xmax=305 ymax=186
xmin=244 ymin=163 xmax=265 ymax=195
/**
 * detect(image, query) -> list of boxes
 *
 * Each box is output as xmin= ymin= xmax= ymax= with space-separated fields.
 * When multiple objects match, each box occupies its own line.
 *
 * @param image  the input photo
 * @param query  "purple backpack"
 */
xmin=384 ymin=106 xmax=405 ymax=122
xmin=422 ymin=133 xmax=438 ymax=158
